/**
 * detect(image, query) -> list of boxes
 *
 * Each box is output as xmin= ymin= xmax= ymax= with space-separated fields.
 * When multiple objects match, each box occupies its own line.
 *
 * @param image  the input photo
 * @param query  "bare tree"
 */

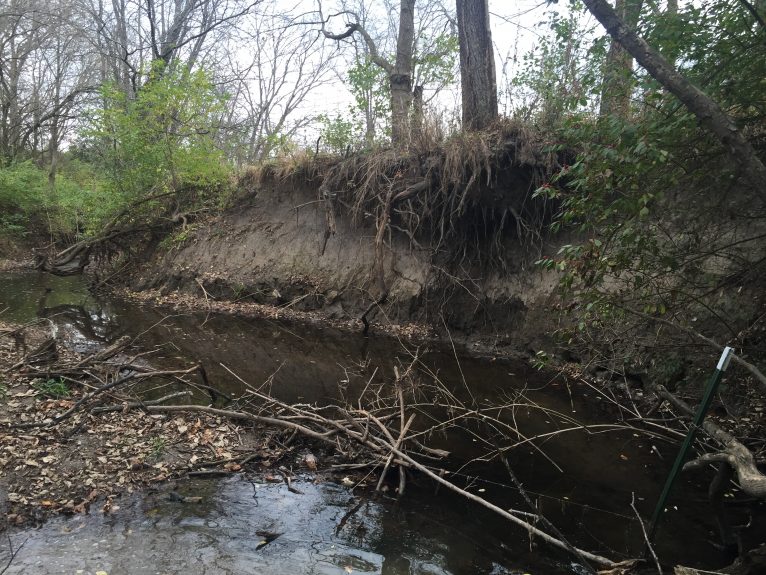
xmin=75 ymin=0 xmax=258 ymax=96
xmin=455 ymin=0 xmax=496 ymax=130
xmin=0 ymin=0 xmax=43 ymax=163
xmin=217 ymin=8 xmax=338 ymax=163
xmin=0 ymin=0 xmax=95 ymax=166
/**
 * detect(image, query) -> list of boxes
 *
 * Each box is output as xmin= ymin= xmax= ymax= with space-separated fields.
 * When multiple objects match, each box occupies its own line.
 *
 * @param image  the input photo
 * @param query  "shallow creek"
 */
xmin=0 ymin=271 xmax=741 ymax=573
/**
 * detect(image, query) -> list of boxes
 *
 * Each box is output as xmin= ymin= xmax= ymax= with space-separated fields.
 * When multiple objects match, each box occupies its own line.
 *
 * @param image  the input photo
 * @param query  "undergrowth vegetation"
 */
xmin=1 ymin=62 xmax=230 ymax=249
xmin=528 ymin=0 xmax=766 ymax=379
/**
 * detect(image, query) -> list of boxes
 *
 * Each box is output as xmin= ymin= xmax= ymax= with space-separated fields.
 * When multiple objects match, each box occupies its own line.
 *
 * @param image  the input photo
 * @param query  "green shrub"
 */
xmin=33 ymin=378 xmax=71 ymax=399
xmin=87 ymin=61 xmax=230 ymax=221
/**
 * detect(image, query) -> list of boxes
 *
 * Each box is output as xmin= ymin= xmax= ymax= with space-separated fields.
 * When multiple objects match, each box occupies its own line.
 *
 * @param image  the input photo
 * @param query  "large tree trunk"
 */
xmin=599 ymin=0 xmax=643 ymax=118
xmin=456 ymin=0 xmax=498 ymax=130
xmin=390 ymin=0 xmax=415 ymax=147
xmin=583 ymin=0 xmax=766 ymax=192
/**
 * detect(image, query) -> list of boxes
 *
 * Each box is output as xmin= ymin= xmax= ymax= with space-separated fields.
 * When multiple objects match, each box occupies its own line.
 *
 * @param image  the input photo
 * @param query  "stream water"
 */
xmin=0 ymin=271 xmax=750 ymax=574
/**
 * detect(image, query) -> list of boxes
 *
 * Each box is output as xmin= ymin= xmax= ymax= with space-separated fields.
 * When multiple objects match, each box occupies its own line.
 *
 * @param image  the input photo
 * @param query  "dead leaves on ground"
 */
xmin=1 ymin=387 xmax=259 ymax=527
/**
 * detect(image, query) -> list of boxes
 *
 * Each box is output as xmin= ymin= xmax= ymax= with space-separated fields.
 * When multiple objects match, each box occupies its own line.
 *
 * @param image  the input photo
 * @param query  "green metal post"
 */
xmin=647 ymin=346 xmax=734 ymax=543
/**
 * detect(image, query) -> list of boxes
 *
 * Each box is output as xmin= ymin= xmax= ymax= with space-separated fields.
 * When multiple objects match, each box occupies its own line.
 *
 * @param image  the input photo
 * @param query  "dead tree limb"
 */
xmin=652 ymin=384 xmax=766 ymax=499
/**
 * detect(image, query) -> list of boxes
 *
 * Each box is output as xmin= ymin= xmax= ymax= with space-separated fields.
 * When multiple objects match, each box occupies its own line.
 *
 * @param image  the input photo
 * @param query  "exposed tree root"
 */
xmin=651 ymin=384 xmax=766 ymax=499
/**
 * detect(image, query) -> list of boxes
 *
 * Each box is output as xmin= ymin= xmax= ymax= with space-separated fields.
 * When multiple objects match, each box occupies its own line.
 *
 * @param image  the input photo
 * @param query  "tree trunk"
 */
xmin=48 ymin=121 xmax=59 ymax=190
xmin=390 ymin=0 xmax=415 ymax=147
xmin=411 ymin=84 xmax=423 ymax=140
xmin=456 ymin=0 xmax=498 ymax=130
xmin=583 ymin=0 xmax=766 ymax=192
xmin=599 ymin=0 xmax=643 ymax=118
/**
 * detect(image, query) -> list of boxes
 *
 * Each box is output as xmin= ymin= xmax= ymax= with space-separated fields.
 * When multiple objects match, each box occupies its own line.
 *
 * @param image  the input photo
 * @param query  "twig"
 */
xmin=0 ymin=534 xmax=27 ymax=575
xmin=11 ymin=366 xmax=199 ymax=429
xmin=499 ymin=453 xmax=596 ymax=574
xmin=632 ymin=492 xmax=662 ymax=574
xmin=375 ymin=413 xmax=415 ymax=493
xmin=89 ymin=391 xmax=192 ymax=413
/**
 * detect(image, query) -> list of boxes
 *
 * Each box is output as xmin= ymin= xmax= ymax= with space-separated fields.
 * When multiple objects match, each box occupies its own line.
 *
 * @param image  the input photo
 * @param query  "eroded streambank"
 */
xmin=119 ymin=167 xmax=561 ymax=356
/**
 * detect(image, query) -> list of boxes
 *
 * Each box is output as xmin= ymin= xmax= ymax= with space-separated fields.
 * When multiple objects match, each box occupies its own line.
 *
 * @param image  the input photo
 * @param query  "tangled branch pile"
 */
xmin=2 ymin=319 xmax=623 ymax=569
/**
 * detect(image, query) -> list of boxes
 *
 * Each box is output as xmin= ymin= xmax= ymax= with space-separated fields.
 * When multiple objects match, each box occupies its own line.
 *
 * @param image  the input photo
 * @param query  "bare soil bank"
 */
xmin=126 ymin=177 xmax=559 ymax=355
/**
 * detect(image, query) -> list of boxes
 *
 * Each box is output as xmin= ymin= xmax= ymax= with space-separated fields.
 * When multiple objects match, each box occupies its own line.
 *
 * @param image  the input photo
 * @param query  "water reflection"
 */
xmin=2 ymin=478 xmax=542 ymax=575
xmin=0 ymin=271 xmax=120 ymax=354
xmin=0 ymin=271 xmax=744 ymax=571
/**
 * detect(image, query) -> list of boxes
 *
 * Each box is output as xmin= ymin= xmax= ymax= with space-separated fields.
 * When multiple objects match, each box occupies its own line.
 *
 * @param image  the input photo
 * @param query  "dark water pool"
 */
xmin=0 ymin=270 xmax=751 ymax=573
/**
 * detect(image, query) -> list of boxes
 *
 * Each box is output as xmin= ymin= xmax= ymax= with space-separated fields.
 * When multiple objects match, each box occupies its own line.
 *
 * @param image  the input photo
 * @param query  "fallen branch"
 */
xmin=11 ymin=366 xmax=199 ymax=429
xmin=89 ymin=391 xmax=192 ymax=414
xmin=381 ymin=438 xmax=618 ymax=567
xmin=135 ymin=396 xmax=618 ymax=567
xmin=652 ymin=384 xmax=766 ymax=499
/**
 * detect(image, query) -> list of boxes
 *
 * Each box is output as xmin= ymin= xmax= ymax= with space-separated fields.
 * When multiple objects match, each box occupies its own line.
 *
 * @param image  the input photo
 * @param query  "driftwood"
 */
xmin=5 ymin=328 xmax=630 ymax=568
xmin=652 ymin=384 xmax=766 ymax=499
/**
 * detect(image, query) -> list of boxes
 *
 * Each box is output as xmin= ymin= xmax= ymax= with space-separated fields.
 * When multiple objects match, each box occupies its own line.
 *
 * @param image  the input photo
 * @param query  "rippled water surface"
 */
xmin=5 ymin=477 xmax=548 ymax=575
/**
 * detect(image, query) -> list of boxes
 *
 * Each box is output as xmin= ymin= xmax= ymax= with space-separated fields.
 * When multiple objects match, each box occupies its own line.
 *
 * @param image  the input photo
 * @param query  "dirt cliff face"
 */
xmin=128 ymin=177 xmax=559 ymax=353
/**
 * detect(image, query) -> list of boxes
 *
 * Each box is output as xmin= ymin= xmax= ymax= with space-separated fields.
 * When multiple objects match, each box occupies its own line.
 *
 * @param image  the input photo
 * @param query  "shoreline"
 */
xmin=0 ymin=318 xmax=319 ymax=528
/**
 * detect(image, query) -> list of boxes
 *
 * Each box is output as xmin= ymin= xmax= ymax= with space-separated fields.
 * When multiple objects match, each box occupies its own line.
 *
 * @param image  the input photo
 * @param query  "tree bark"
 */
xmin=411 ymin=84 xmax=423 ymax=139
xmin=320 ymin=0 xmax=415 ymax=148
xmin=599 ymin=0 xmax=643 ymax=118
xmin=456 ymin=0 xmax=497 ymax=130
xmin=583 ymin=0 xmax=766 ymax=192
xmin=390 ymin=0 xmax=415 ymax=147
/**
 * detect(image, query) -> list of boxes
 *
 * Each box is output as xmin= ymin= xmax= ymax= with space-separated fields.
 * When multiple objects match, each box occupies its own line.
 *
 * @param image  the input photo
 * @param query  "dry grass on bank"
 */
xmin=237 ymin=120 xmax=560 ymax=269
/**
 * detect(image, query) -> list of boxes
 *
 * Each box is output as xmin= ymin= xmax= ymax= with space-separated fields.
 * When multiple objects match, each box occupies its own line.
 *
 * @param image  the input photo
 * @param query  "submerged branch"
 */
xmin=652 ymin=384 xmax=766 ymax=499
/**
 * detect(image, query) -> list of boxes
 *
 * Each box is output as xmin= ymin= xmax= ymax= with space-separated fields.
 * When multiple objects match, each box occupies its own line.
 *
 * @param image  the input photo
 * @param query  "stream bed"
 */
xmin=0 ymin=271 xmax=751 ymax=573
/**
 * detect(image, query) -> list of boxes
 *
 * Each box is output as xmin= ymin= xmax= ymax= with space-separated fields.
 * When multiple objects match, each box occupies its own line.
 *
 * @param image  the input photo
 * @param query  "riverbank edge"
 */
xmin=105 ymin=283 xmax=537 ymax=364
xmin=0 ymin=259 xmax=34 ymax=273
xmin=0 ymin=318 xmax=338 ymax=530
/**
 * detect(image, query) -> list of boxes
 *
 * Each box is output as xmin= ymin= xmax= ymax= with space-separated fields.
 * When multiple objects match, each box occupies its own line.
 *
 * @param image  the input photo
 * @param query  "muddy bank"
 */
xmin=126 ymin=179 xmax=558 ymax=354
xmin=0 ymin=258 xmax=33 ymax=273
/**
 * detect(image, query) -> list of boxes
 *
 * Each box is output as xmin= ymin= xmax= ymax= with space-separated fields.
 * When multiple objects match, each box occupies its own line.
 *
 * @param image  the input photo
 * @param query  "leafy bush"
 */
xmin=0 ymin=159 xmax=110 ymax=239
xmin=0 ymin=162 xmax=48 ymax=236
xmin=87 ymin=61 xmax=230 ymax=221
xmin=318 ymin=114 xmax=361 ymax=155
